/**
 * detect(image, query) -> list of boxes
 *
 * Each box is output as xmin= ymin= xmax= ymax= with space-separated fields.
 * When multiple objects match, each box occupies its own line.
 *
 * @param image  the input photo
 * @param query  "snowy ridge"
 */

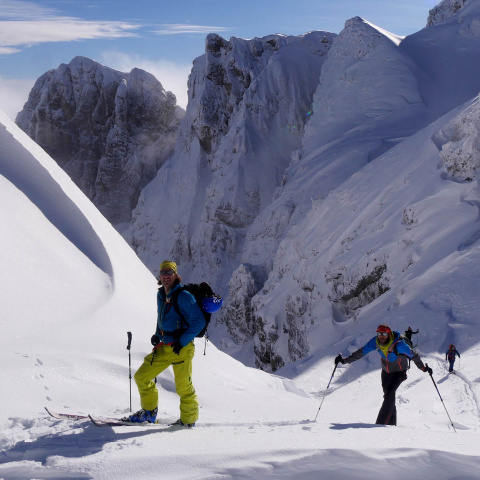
xmin=437 ymin=96 xmax=480 ymax=181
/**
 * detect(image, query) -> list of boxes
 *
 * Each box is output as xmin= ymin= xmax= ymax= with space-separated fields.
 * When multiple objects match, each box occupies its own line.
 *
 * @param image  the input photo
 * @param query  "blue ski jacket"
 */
xmin=344 ymin=331 xmax=425 ymax=373
xmin=446 ymin=348 xmax=460 ymax=362
xmin=156 ymin=283 xmax=205 ymax=346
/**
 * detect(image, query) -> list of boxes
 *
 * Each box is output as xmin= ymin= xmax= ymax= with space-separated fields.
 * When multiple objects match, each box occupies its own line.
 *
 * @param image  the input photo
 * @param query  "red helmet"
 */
xmin=376 ymin=324 xmax=392 ymax=335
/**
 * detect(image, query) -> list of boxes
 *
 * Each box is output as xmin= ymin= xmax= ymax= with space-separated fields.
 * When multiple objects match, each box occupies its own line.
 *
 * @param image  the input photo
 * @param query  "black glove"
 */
xmin=334 ymin=354 xmax=345 ymax=365
xmin=422 ymin=364 xmax=433 ymax=375
xmin=172 ymin=341 xmax=183 ymax=355
xmin=151 ymin=335 xmax=160 ymax=347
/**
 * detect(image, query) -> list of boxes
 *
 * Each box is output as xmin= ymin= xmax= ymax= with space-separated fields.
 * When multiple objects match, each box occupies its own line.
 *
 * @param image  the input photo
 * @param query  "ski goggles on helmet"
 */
xmin=376 ymin=324 xmax=392 ymax=335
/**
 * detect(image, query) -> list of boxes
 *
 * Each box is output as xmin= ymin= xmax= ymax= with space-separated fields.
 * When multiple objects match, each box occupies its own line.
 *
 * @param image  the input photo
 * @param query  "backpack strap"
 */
xmin=390 ymin=337 xmax=411 ymax=369
xmin=156 ymin=287 xmax=187 ymax=339
xmin=170 ymin=287 xmax=189 ymax=330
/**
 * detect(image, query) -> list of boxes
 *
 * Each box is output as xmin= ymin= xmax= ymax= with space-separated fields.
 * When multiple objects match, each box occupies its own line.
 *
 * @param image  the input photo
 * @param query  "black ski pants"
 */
xmin=375 ymin=370 xmax=407 ymax=426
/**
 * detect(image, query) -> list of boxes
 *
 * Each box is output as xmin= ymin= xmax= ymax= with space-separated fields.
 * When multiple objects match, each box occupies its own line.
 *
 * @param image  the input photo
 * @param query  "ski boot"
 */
xmin=170 ymin=418 xmax=195 ymax=428
xmin=122 ymin=407 xmax=158 ymax=423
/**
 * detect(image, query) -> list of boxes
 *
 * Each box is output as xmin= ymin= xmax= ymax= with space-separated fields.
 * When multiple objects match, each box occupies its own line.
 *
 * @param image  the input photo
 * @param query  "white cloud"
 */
xmin=0 ymin=20 xmax=138 ymax=47
xmin=0 ymin=46 xmax=21 ymax=55
xmin=0 ymin=76 xmax=35 ymax=121
xmin=153 ymin=24 xmax=230 ymax=35
xmin=0 ymin=0 xmax=139 ymax=53
xmin=101 ymin=51 xmax=192 ymax=110
xmin=0 ymin=0 xmax=56 ymax=19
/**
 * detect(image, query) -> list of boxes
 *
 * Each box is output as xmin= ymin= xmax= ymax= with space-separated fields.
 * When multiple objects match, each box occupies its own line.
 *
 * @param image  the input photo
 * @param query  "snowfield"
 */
xmin=1 ymin=98 xmax=480 ymax=479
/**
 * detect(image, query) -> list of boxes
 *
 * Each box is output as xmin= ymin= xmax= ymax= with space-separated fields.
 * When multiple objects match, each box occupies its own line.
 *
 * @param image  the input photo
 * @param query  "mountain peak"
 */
xmin=16 ymin=58 xmax=184 ymax=225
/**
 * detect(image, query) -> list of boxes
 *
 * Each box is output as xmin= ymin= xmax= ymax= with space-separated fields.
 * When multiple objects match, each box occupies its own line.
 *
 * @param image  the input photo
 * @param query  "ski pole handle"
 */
xmin=127 ymin=331 xmax=132 ymax=350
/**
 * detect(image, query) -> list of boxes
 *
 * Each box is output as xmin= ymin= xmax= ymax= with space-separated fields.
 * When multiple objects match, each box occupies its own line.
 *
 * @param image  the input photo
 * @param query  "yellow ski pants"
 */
xmin=134 ymin=342 xmax=199 ymax=424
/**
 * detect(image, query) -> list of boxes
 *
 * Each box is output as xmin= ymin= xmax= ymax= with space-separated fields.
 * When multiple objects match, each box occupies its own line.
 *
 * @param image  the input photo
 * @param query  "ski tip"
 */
xmin=88 ymin=414 xmax=130 ymax=427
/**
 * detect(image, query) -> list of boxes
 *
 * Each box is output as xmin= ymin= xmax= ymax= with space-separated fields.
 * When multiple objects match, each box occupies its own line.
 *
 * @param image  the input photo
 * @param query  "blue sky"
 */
xmin=0 ymin=0 xmax=439 ymax=119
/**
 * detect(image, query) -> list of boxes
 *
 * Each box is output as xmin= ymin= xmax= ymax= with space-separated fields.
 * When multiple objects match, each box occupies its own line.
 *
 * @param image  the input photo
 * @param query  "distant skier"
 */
xmin=404 ymin=326 xmax=419 ymax=344
xmin=335 ymin=324 xmax=432 ymax=426
xmin=446 ymin=344 xmax=461 ymax=373
xmin=122 ymin=260 xmax=205 ymax=426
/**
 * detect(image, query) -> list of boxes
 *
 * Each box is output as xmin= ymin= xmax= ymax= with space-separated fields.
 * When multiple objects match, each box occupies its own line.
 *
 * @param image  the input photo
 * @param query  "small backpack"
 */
xmin=170 ymin=282 xmax=222 ymax=337
xmin=400 ymin=333 xmax=413 ymax=348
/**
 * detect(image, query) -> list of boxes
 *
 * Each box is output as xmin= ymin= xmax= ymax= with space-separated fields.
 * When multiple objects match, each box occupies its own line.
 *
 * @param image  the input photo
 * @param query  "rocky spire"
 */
xmin=16 ymin=56 xmax=184 ymax=224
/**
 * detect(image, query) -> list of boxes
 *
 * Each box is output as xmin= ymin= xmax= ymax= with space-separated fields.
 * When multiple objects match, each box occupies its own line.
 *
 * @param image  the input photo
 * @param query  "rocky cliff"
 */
xmin=125 ymin=31 xmax=336 ymax=284
xmin=16 ymin=57 xmax=184 ymax=224
xmin=427 ymin=0 xmax=472 ymax=26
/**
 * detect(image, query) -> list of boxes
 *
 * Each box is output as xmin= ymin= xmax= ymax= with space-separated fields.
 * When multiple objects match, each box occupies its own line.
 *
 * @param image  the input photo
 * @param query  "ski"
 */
xmin=45 ymin=407 xmax=120 ymax=424
xmin=88 ymin=415 xmax=189 ymax=428
xmin=45 ymin=407 xmax=89 ymax=421
xmin=46 ymin=407 xmax=190 ymax=428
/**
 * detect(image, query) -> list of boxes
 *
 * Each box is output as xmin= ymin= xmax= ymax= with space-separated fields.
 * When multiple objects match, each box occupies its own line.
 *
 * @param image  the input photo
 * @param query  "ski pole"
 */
xmin=127 ymin=331 xmax=132 ymax=412
xmin=314 ymin=363 xmax=338 ymax=421
xmin=427 ymin=364 xmax=456 ymax=433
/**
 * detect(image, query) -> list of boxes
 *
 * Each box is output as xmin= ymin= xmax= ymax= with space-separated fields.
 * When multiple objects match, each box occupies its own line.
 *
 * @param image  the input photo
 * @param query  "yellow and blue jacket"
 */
xmin=344 ymin=331 xmax=425 ymax=373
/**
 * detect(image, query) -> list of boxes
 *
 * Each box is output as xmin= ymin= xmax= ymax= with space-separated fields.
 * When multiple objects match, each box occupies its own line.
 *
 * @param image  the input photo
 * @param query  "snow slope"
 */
xmin=1 ymin=109 xmax=480 ymax=479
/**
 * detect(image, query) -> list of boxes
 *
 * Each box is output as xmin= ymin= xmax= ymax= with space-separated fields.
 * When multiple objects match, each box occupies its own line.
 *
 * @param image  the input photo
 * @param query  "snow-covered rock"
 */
xmin=435 ymin=95 xmax=480 ymax=181
xmin=303 ymin=17 xmax=424 ymax=151
xmin=427 ymin=0 xmax=472 ymax=26
xmin=220 ymin=3 xmax=480 ymax=370
xmin=16 ymin=57 xmax=184 ymax=224
xmin=125 ymin=31 xmax=336 ymax=281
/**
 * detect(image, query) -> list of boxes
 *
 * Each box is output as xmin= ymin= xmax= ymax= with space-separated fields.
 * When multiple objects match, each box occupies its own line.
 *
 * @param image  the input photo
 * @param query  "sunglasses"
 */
xmin=160 ymin=269 xmax=175 ymax=276
xmin=377 ymin=332 xmax=389 ymax=337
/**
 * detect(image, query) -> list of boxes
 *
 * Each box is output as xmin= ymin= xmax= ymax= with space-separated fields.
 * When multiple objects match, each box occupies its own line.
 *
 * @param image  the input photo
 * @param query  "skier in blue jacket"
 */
xmin=124 ymin=260 xmax=205 ymax=426
xmin=335 ymin=324 xmax=432 ymax=425
xmin=445 ymin=344 xmax=460 ymax=373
